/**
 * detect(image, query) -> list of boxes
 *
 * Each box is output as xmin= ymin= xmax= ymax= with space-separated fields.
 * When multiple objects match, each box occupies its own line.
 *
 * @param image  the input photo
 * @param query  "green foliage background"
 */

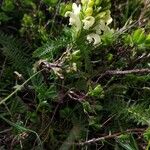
xmin=0 ymin=0 xmax=150 ymax=150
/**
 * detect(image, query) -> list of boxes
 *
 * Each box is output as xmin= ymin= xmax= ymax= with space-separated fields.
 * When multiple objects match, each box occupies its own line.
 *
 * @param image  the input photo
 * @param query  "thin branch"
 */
xmin=138 ymin=0 xmax=150 ymax=25
xmin=68 ymin=90 xmax=87 ymax=101
xmin=96 ymin=68 xmax=150 ymax=82
xmin=77 ymin=128 xmax=146 ymax=146
xmin=101 ymin=115 xmax=116 ymax=128
xmin=107 ymin=68 xmax=150 ymax=75
xmin=0 ymin=69 xmax=44 ymax=105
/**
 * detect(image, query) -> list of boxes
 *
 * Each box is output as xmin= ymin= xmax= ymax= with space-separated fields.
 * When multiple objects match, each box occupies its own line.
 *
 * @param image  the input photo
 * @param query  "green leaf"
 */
xmin=117 ymin=134 xmax=139 ymax=150
xmin=132 ymin=28 xmax=145 ymax=44
xmin=0 ymin=12 xmax=11 ymax=22
xmin=82 ymin=101 xmax=92 ymax=113
xmin=101 ymin=30 xmax=115 ymax=45
xmin=145 ymin=34 xmax=150 ymax=44
xmin=2 ymin=0 xmax=15 ymax=12
xmin=88 ymin=115 xmax=102 ymax=130
xmin=59 ymin=2 xmax=72 ymax=16
xmin=144 ymin=128 xmax=150 ymax=141
xmin=88 ymin=84 xmax=104 ymax=98
xmin=124 ymin=34 xmax=133 ymax=47
xmin=43 ymin=0 xmax=58 ymax=6
xmin=60 ymin=107 xmax=72 ymax=118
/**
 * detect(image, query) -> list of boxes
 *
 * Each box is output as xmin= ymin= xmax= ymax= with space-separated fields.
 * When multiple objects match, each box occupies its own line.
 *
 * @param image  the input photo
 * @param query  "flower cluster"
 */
xmin=65 ymin=0 xmax=113 ymax=45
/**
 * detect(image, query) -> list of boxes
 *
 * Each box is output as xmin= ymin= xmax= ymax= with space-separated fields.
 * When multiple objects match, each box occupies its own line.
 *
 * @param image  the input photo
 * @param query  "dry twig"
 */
xmin=96 ymin=68 xmax=150 ymax=82
xmin=77 ymin=128 xmax=146 ymax=146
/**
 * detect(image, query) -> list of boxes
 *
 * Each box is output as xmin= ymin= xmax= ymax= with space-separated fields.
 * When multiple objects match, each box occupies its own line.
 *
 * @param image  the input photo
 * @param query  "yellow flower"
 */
xmin=87 ymin=33 xmax=101 ymax=45
xmin=104 ymin=10 xmax=112 ymax=25
xmin=65 ymin=3 xmax=82 ymax=31
xmin=94 ymin=20 xmax=110 ymax=34
xmin=72 ymin=3 xmax=81 ymax=15
xmin=82 ymin=16 xmax=95 ymax=30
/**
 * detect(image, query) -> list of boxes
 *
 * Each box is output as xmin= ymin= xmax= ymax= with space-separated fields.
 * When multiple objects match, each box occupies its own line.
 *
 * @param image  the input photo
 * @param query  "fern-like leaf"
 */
xmin=0 ymin=32 xmax=32 ymax=72
xmin=33 ymin=29 xmax=72 ymax=60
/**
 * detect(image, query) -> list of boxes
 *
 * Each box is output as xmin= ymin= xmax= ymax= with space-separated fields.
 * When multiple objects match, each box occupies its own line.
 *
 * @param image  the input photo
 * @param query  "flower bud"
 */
xmin=95 ymin=0 xmax=101 ymax=6
xmin=85 ymin=7 xmax=93 ymax=16
xmin=81 ymin=0 xmax=88 ymax=5
xmin=88 ymin=0 xmax=94 ymax=7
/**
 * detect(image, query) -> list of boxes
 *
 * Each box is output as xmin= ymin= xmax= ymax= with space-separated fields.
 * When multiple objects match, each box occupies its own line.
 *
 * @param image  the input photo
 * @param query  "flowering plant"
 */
xmin=65 ymin=0 xmax=113 ymax=45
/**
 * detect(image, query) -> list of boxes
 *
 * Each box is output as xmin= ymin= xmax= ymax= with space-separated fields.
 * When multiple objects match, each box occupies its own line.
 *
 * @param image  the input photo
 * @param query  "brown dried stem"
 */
xmin=77 ymin=128 xmax=146 ymax=146
xmin=96 ymin=68 xmax=150 ymax=82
